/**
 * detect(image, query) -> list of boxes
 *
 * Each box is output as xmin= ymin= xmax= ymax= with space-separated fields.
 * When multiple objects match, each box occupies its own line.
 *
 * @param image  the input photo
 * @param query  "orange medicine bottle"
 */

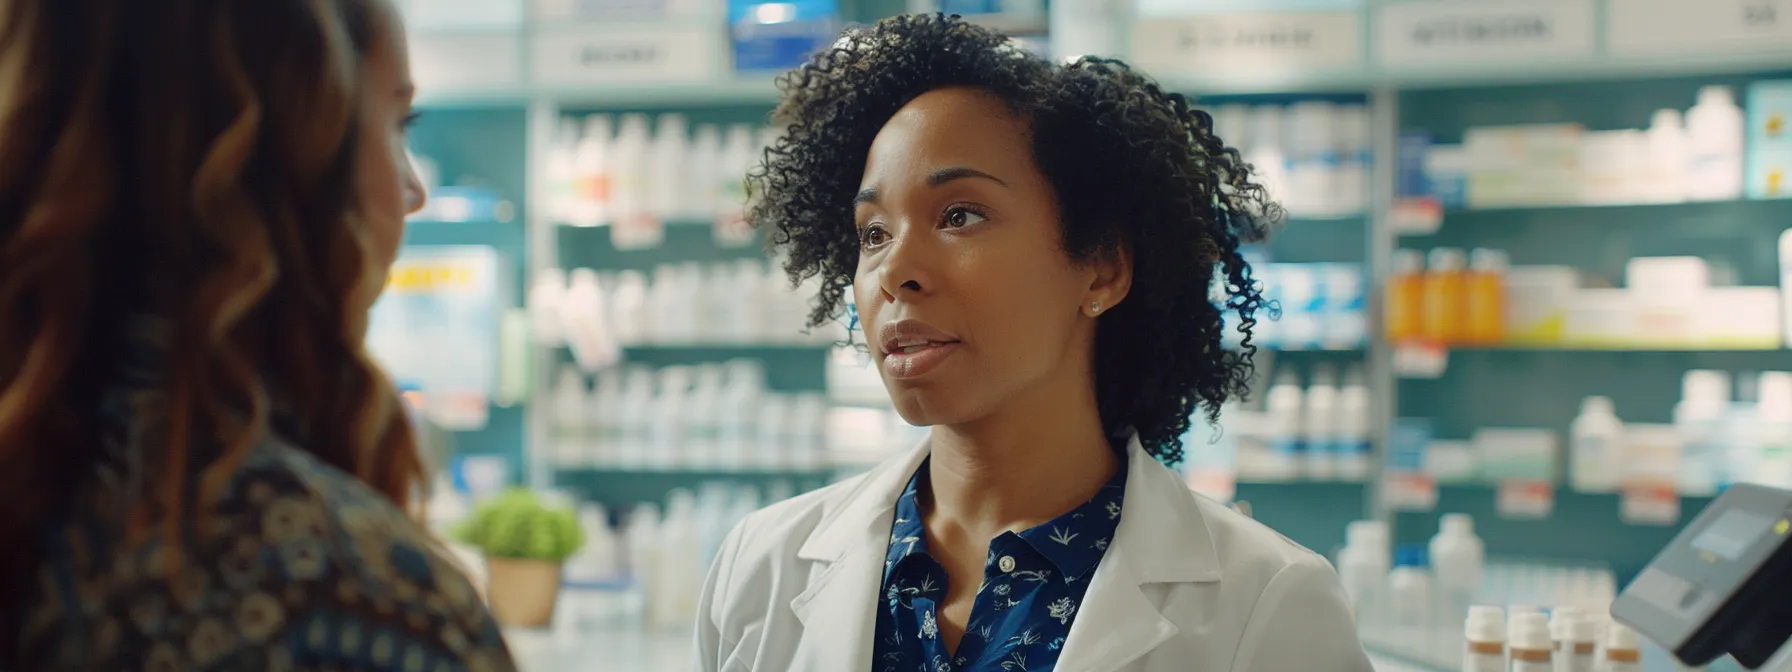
xmin=1464 ymin=248 xmax=1508 ymax=346
xmin=1421 ymin=248 xmax=1469 ymax=345
xmin=1385 ymin=249 xmax=1426 ymax=344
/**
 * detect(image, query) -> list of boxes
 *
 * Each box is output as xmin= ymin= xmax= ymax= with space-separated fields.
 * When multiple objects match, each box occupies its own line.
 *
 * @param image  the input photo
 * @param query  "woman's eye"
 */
xmin=944 ymin=206 xmax=987 ymax=229
xmin=861 ymin=225 xmax=891 ymax=249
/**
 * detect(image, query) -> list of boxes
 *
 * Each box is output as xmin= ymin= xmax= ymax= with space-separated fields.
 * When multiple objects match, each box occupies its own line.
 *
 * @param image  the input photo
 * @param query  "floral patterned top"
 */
xmin=6 ymin=320 xmax=516 ymax=672
xmin=872 ymin=459 xmax=1127 ymax=672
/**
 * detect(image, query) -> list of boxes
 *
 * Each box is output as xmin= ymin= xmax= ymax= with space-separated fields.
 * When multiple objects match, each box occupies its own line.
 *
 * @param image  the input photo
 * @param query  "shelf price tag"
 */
xmin=1131 ymin=11 xmax=1363 ymax=75
xmin=1393 ymin=342 xmax=1449 ymax=379
xmin=1608 ymin=0 xmax=1791 ymax=57
xmin=1375 ymin=0 xmax=1596 ymax=67
xmin=531 ymin=22 xmax=720 ymax=86
xmin=1496 ymin=478 xmax=1555 ymax=519
xmin=1620 ymin=482 xmax=1682 ymax=526
xmin=1384 ymin=471 xmax=1439 ymax=512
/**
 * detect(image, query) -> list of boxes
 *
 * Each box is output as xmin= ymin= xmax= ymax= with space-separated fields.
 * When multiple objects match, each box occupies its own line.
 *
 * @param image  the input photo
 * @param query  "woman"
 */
xmin=695 ymin=15 xmax=1372 ymax=672
xmin=0 ymin=1 xmax=516 ymax=669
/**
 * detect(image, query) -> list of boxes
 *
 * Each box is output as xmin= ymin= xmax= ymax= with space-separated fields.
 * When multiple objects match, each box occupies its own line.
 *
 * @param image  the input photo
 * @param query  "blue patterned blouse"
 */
xmin=872 ymin=459 xmax=1127 ymax=672
xmin=6 ymin=319 xmax=516 ymax=671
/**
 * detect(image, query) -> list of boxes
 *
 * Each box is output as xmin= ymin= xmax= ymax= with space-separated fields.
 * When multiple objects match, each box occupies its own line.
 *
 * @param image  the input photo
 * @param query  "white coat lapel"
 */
xmin=788 ymin=440 xmax=931 ymax=671
xmin=1055 ymin=435 xmax=1223 ymax=672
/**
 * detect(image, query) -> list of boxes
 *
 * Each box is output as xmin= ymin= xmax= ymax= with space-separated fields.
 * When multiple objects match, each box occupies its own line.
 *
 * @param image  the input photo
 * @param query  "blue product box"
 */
xmin=1396 ymin=132 xmax=1432 ymax=199
xmin=729 ymin=0 xmax=842 ymax=72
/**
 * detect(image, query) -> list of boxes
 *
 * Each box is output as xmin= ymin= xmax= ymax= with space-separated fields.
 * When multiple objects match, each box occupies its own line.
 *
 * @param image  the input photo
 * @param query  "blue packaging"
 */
xmin=1388 ymin=418 xmax=1434 ymax=472
xmin=729 ymin=0 xmax=841 ymax=72
xmin=1396 ymin=132 xmax=1433 ymax=199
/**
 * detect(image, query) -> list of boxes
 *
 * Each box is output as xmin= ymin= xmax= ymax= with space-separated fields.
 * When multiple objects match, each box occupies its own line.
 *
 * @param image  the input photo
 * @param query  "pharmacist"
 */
xmin=693 ymin=15 xmax=1372 ymax=672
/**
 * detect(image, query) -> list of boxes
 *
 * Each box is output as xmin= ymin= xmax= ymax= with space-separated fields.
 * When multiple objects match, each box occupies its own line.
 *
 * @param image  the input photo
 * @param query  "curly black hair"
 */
xmin=749 ymin=14 xmax=1279 ymax=464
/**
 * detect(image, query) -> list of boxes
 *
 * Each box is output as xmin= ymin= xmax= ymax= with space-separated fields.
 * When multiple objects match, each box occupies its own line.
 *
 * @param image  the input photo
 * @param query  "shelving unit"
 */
xmin=389 ymin=1 xmax=1792 ymax=629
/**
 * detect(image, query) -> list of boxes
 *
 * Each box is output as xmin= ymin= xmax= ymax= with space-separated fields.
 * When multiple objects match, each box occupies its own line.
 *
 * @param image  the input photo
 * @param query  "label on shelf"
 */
xmin=1384 ymin=471 xmax=1439 ymax=512
xmin=531 ymin=22 xmax=719 ymax=86
xmin=1393 ymin=342 xmax=1449 ymax=378
xmin=410 ymin=32 xmax=525 ymax=93
xmin=1131 ymin=11 xmax=1363 ymax=74
xmin=1375 ymin=0 xmax=1597 ymax=67
xmin=1607 ymin=0 xmax=1791 ymax=56
xmin=1620 ymin=482 xmax=1682 ymax=525
xmin=1495 ymin=478 xmax=1555 ymax=519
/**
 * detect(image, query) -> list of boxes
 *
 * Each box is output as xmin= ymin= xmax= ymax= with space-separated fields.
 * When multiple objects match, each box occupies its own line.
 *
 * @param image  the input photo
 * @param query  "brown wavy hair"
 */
xmin=0 ymin=0 xmax=423 ymax=641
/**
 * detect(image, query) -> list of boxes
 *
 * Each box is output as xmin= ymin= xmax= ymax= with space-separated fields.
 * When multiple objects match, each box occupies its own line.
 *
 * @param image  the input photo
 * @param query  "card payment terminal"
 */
xmin=1612 ymin=483 xmax=1792 ymax=669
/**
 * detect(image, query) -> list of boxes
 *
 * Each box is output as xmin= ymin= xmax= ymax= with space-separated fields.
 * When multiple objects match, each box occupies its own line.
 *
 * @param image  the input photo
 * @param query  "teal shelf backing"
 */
xmin=554 ymin=468 xmax=835 ymax=512
xmin=553 ymin=344 xmax=829 ymax=392
xmin=1401 ymin=349 xmax=1792 ymax=441
xmin=1234 ymin=482 xmax=1370 ymax=561
xmin=1393 ymin=485 xmax=1713 ymax=586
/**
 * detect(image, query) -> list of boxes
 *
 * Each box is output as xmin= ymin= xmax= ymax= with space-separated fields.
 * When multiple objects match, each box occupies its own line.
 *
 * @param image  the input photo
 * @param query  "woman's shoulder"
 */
xmin=17 ymin=438 xmax=516 ymax=671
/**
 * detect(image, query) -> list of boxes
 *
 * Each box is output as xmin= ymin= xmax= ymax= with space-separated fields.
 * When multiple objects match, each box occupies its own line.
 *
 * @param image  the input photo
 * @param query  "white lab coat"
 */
xmin=693 ymin=432 xmax=1376 ymax=672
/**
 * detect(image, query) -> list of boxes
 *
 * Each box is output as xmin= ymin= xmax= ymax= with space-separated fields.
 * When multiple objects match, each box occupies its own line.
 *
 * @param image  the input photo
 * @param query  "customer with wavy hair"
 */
xmin=0 ymin=1 xmax=516 ymax=669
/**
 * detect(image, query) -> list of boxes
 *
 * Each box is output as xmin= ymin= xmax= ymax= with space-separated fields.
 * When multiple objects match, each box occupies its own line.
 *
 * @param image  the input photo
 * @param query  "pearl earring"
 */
xmin=1090 ymin=301 xmax=1102 ymax=315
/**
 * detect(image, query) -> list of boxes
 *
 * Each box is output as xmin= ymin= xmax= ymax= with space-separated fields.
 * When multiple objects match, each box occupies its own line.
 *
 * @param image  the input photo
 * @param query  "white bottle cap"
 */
xmin=1469 ymin=248 xmax=1509 ymax=273
xmin=1393 ymin=249 xmax=1425 ymax=274
xmin=1428 ymin=247 xmax=1468 ymax=272
xmin=1580 ymin=395 xmax=1615 ymax=416
xmin=1650 ymin=108 xmax=1684 ymax=131
xmin=1510 ymin=612 xmax=1553 ymax=652
xmin=1605 ymin=622 xmax=1640 ymax=652
xmin=1569 ymin=613 xmax=1598 ymax=644
xmin=1466 ymin=605 xmax=1506 ymax=643
xmin=1346 ymin=520 xmax=1388 ymax=548
xmin=1697 ymin=85 xmax=1735 ymax=107
xmin=1550 ymin=606 xmax=1581 ymax=640
xmin=1683 ymin=370 xmax=1732 ymax=404
xmin=1441 ymin=513 xmax=1474 ymax=537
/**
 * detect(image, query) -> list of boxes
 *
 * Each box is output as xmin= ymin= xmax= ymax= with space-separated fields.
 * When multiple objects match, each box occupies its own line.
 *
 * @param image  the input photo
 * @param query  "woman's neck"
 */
xmin=923 ymin=401 xmax=1120 ymax=537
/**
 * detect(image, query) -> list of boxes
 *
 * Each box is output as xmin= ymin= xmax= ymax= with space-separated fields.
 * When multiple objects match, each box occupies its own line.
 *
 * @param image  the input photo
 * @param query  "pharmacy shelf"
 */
xmin=553 ymin=466 xmax=836 ymax=511
xmin=553 ymin=345 xmax=828 ymax=392
xmin=1392 ymin=485 xmax=1715 ymax=584
xmin=1423 ymin=196 xmax=1790 ymax=220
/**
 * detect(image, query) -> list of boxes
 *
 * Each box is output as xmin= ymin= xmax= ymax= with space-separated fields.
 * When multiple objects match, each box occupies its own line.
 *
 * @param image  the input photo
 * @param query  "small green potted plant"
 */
xmin=454 ymin=489 xmax=584 ymax=627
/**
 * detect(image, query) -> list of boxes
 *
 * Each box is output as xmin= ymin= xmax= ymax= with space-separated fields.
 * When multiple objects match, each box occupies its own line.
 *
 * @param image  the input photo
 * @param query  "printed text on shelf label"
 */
xmin=1376 ymin=0 xmax=1596 ymax=66
xmin=1131 ymin=11 xmax=1362 ymax=73
xmin=531 ymin=23 xmax=716 ymax=86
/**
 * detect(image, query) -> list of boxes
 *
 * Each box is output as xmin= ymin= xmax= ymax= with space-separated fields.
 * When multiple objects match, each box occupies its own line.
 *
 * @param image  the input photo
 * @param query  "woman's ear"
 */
xmin=1082 ymin=243 xmax=1133 ymax=317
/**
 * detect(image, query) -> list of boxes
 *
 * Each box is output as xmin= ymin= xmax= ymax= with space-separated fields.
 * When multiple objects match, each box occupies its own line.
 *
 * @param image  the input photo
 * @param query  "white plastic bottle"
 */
xmin=1335 ymin=364 xmax=1373 ymax=481
xmin=1337 ymin=520 xmax=1391 ymax=626
xmin=682 ymin=365 xmax=725 ymax=468
xmin=571 ymin=114 xmax=613 ymax=227
xmin=1782 ymin=230 xmax=1792 ymax=349
xmin=1245 ymin=105 xmax=1291 ymax=215
xmin=715 ymin=360 xmax=764 ymax=469
xmin=713 ymin=124 xmax=757 ymax=247
xmin=1552 ymin=608 xmax=1596 ymax=672
xmin=1570 ymin=396 xmax=1625 ymax=493
xmin=1675 ymin=370 xmax=1732 ymax=495
xmin=1645 ymin=109 xmax=1689 ymax=203
xmin=608 ymin=269 xmax=649 ymax=347
xmin=610 ymin=113 xmax=657 ymax=249
xmin=544 ymin=120 xmax=581 ymax=223
xmin=649 ymin=366 xmax=692 ymax=470
xmin=551 ymin=367 xmax=590 ymax=468
xmin=684 ymin=123 xmax=722 ymax=221
xmin=1509 ymin=612 xmax=1554 ymax=672
xmin=1597 ymin=623 xmax=1641 ymax=672
xmin=528 ymin=268 xmax=568 ymax=346
xmin=1334 ymin=104 xmax=1371 ymax=216
xmin=1684 ymin=85 xmax=1745 ymax=202
xmin=1388 ymin=545 xmax=1432 ymax=645
xmin=589 ymin=370 xmax=623 ymax=468
xmin=647 ymin=113 xmax=688 ymax=226
xmin=1753 ymin=372 xmax=1792 ymax=488
xmin=1463 ymin=605 xmax=1507 ymax=672
xmin=1301 ymin=365 xmax=1339 ymax=481
xmin=1430 ymin=513 xmax=1486 ymax=627
xmin=616 ymin=366 xmax=656 ymax=469
xmin=1264 ymin=369 xmax=1305 ymax=481
xmin=1284 ymin=100 xmax=1338 ymax=217
xmin=561 ymin=268 xmax=620 ymax=372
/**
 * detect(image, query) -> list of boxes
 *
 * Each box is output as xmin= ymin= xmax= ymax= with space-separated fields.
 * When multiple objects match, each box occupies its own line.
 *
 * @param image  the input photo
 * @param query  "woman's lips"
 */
xmin=883 ymin=341 xmax=960 ymax=379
